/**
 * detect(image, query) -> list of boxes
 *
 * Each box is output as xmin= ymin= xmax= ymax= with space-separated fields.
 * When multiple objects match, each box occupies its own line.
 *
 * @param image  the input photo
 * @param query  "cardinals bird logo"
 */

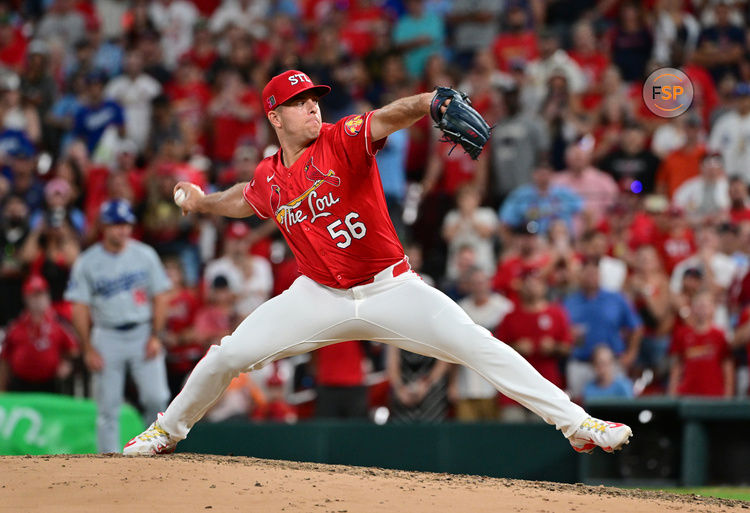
xmin=304 ymin=156 xmax=340 ymax=186
xmin=272 ymin=157 xmax=340 ymax=224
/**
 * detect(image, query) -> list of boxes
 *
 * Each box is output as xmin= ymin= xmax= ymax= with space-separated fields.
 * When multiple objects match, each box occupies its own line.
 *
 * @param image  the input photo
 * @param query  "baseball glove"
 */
xmin=430 ymin=86 xmax=492 ymax=160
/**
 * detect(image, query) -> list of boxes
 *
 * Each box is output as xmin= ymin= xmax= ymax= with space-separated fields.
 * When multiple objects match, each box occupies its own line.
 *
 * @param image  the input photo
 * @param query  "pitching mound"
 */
xmin=1 ymin=454 xmax=747 ymax=512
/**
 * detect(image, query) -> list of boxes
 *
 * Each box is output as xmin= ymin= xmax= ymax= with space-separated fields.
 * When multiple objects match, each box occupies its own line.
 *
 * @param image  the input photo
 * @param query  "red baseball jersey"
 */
xmin=669 ymin=324 xmax=729 ymax=397
xmin=243 ymin=111 xmax=405 ymax=288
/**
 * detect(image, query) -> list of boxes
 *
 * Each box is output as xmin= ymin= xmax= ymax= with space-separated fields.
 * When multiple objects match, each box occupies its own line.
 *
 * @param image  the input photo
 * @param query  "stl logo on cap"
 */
xmin=287 ymin=72 xmax=312 ymax=85
xmin=344 ymin=115 xmax=364 ymax=136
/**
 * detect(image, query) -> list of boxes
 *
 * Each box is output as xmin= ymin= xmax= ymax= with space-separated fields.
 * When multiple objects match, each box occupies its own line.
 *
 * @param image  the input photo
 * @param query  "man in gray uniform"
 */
xmin=66 ymin=199 xmax=172 ymax=453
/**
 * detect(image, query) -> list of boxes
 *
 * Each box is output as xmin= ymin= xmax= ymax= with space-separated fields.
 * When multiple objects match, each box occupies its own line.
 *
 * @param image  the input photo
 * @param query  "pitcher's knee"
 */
xmin=207 ymin=337 xmax=260 ymax=376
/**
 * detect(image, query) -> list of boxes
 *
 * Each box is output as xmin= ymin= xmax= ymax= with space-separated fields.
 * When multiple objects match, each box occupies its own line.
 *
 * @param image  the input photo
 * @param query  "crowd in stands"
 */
xmin=2 ymin=0 xmax=750 ymax=424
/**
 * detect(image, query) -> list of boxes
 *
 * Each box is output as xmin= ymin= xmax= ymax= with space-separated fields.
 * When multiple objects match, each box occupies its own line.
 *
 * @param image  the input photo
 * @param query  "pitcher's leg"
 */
xmin=159 ymin=277 xmax=358 ymax=440
xmin=361 ymin=277 xmax=587 ymax=437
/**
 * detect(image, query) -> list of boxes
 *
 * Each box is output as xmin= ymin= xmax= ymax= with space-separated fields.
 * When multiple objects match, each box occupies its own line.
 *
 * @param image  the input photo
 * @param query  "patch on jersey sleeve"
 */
xmin=344 ymin=115 xmax=364 ymax=136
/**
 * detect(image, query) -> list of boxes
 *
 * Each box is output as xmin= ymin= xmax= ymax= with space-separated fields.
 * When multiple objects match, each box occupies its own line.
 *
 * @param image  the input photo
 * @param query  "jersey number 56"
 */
xmin=326 ymin=212 xmax=367 ymax=248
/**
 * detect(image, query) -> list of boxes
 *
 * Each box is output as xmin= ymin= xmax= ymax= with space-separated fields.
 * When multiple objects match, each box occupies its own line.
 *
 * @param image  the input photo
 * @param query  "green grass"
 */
xmin=657 ymin=487 xmax=750 ymax=501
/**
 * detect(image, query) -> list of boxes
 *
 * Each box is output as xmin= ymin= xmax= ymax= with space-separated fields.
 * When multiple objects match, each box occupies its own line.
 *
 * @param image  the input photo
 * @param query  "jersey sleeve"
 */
xmin=64 ymin=257 xmax=92 ymax=304
xmin=242 ymin=177 xmax=271 ymax=219
xmin=331 ymin=111 xmax=387 ymax=169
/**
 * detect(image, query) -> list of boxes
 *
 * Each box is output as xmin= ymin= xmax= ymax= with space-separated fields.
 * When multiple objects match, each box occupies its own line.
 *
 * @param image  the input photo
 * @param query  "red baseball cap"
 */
xmin=23 ymin=274 xmax=49 ymax=295
xmin=262 ymin=70 xmax=331 ymax=115
xmin=225 ymin=221 xmax=251 ymax=239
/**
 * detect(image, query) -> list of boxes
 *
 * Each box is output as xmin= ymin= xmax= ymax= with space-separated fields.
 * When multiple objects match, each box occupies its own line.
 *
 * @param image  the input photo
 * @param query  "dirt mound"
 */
xmin=1 ymin=454 xmax=747 ymax=512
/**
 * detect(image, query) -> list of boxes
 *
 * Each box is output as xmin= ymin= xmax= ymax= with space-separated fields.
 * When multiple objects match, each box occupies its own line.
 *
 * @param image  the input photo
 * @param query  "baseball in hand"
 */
xmin=174 ymin=188 xmax=186 ymax=207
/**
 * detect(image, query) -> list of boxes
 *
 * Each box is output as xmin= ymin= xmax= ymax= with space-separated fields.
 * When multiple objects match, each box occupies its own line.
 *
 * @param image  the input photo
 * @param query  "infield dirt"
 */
xmin=1 ymin=454 xmax=747 ymax=512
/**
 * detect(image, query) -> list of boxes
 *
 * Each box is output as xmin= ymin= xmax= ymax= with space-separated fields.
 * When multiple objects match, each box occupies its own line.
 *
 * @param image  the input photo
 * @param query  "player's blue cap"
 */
xmin=100 ymin=199 xmax=136 ymax=225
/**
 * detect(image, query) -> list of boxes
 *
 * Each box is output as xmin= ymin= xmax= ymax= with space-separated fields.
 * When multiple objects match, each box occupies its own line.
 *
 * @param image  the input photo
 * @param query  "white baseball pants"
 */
xmin=160 ymin=262 xmax=587 ymax=440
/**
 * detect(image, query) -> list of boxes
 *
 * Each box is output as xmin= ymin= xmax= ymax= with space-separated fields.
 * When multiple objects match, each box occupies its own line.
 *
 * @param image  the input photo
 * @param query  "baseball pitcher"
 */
xmin=125 ymin=70 xmax=632 ymax=456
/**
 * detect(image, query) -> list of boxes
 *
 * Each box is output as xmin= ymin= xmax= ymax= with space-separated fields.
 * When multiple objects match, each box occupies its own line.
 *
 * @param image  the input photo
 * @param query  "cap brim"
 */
xmin=276 ymin=85 xmax=331 ymax=110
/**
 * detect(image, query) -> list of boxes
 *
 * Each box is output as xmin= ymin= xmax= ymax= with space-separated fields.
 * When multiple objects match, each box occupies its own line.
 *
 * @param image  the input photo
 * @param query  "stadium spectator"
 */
xmin=30 ymin=176 xmax=85 ymax=234
xmin=495 ymin=267 xmax=573 ymax=421
xmin=387 ymin=346 xmax=450 ymax=424
xmin=252 ymin=371 xmax=297 ymax=423
xmin=209 ymin=0 xmax=268 ymax=40
xmin=579 ymin=230 xmax=627 ymax=293
xmin=204 ymin=221 xmax=273 ymax=317
xmin=526 ymin=29 xmax=585 ymax=116
xmin=563 ymin=255 xmax=643 ymax=399
xmin=442 ymin=184 xmax=498 ymax=279
xmin=670 ymin=226 xmax=738 ymax=315
xmin=207 ymin=68 xmax=262 ymax=165
xmin=375 ymin=126 xmax=409 ymax=239
xmin=72 ymin=70 xmax=125 ymax=156
xmin=582 ymin=345 xmax=634 ymax=402
xmin=600 ymin=121 xmax=660 ymax=194
xmin=313 ymin=341 xmax=368 ymax=420
xmin=652 ymin=0 xmax=700 ymax=68
xmin=656 ymin=114 xmax=705 ymax=198
xmin=36 ymin=0 xmax=86 ymax=53
xmin=499 ymin=163 xmax=582 ymax=236
xmin=193 ymin=274 xmax=237 ymax=348
xmin=142 ymin=162 xmax=201 ymax=285
xmin=162 ymin=256 xmax=201 ymax=399
xmin=105 ymin=50 xmax=162 ymax=152
xmin=392 ymin=0 xmax=445 ymax=79
xmin=673 ymin=152 xmax=729 ymax=223
xmin=552 ymin=143 xmax=619 ymax=233
xmin=454 ymin=267 xmax=513 ymax=421
xmin=147 ymin=0 xmax=199 ymax=70
xmin=491 ymin=3 xmax=538 ymax=73
xmin=651 ymin=204 xmax=695 ymax=275
xmin=0 ymin=275 xmax=78 ymax=392
xmin=692 ymin=2 xmax=744 ymax=85
xmin=709 ymin=83 xmax=750 ymax=180
xmin=569 ymin=21 xmax=609 ymax=112
xmin=5 ymin=145 xmax=44 ymax=215
xmin=492 ymin=225 xmax=550 ymax=303
xmin=489 ymin=82 xmax=549 ymax=203
xmin=441 ymin=243 xmax=478 ymax=301
xmin=0 ymin=195 xmax=31 ymax=326
xmin=446 ymin=0 xmax=503 ymax=69
xmin=625 ymin=245 xmax=673 ymax=374
xmin=668 ymin=291 xmax=734 ymax=398
xmin=607 ymin=2 xmax=652 ymax=83
xmin=18 ymin=181 xmax=81 ymax=319
xmin=20 ymin=40 xmax=56 ymax=138
xmin=0 ymin=14 xmax=28 ymax=73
